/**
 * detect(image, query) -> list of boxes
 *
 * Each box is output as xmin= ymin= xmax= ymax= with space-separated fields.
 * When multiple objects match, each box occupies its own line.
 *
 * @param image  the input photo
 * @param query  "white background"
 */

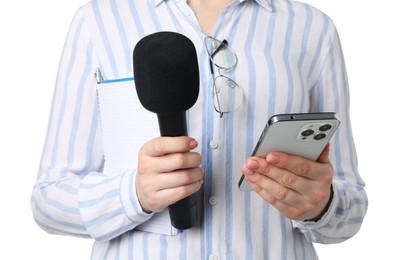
xmin=0 ymin=0 xmax=398 ymax=259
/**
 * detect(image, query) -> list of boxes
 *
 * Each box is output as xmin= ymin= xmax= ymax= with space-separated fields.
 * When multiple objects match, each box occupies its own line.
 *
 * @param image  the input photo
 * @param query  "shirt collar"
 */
xmin=150 ymin=0 xmax=274 ymax=12
xmin=240 ymin=0 xmax=273 ymax=12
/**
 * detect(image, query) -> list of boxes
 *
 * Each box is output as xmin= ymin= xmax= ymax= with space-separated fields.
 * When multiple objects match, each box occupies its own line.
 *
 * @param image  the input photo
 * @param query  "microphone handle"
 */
xmin=157 ymin=113 xmax=199 ymax=230
xmin=157 ymin=113 xmax=188 ymax=137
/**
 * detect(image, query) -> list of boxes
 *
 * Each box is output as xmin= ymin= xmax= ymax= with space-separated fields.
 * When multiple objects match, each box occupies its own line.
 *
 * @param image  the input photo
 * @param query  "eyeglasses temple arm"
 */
xmin=210 ymin=39 xmax=229 ymax=59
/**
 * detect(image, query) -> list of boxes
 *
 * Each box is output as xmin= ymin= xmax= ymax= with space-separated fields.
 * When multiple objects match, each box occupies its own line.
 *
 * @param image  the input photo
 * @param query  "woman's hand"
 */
xmin=136 ymin=136 xmax=204 ymax=213
xmin=241 ymin=144 xmax=333 ymax=221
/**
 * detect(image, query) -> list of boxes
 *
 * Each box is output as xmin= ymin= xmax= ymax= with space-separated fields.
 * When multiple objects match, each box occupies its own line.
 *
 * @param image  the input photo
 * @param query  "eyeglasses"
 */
xmin=205 ymin=36 xmax=244 ymax=118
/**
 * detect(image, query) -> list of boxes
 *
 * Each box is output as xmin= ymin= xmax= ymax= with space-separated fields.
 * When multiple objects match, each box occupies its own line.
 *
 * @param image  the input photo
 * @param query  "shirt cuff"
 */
xmin=292 ymin=183 xmax=338 ymax=231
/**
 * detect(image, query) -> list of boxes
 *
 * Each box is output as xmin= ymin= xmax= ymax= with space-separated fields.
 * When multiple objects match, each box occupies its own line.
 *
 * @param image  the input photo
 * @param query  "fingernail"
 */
xmin=246 ymin=159 xmax=260 ymax=171
xmin=189 ymin=139 xmax=198 ymax=149
xmin=266 ymin=154 xmax=280 ymax=164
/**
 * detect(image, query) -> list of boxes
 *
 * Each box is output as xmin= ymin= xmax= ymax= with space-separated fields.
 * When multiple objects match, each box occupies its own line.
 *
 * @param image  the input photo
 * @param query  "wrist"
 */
xmin=305 ymin=184 xmax=334 ymax=222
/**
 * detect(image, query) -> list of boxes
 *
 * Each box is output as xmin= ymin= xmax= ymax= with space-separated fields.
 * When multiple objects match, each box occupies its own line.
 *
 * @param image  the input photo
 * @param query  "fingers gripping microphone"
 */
xmin=133 ymin=32 xmax=200 ymax=230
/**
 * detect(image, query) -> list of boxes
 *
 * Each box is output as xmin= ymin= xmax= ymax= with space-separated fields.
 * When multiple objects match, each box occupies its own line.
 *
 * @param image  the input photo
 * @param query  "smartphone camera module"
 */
xmin=298 ymin=122 xmax=333 ymax=142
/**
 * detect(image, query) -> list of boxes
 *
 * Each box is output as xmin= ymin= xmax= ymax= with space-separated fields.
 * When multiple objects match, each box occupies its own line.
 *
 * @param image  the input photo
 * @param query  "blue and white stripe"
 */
xmin=31 ymin=0 xmax=368 ymax=259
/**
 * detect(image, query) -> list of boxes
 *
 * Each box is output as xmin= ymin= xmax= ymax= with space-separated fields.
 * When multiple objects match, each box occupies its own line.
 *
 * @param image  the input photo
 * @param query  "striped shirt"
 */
xmin=31 ymin=0 xmax=368 ymax=259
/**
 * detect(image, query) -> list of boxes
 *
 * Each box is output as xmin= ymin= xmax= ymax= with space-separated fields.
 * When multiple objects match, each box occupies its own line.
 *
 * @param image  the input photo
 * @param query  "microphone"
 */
xmin=133 ymin=31 xmax=200 ymax=230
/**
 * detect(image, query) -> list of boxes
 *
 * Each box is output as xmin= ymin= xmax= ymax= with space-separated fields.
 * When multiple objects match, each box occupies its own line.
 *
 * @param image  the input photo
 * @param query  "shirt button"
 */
xmin=209 ymin=140 xmax=219 ymax=149
xmin=209 ymin=255 xmax=218 ymax=260
xmin=208 ymin=196 xmax=218 ymax=206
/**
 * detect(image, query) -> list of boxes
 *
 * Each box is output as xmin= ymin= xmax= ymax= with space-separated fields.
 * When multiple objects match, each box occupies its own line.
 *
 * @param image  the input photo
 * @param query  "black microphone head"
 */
xmin=133 ymin=32 xmax=200 ymax=114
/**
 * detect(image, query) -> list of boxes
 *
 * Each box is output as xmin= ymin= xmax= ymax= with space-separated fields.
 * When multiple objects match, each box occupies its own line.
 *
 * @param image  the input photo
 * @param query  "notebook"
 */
xmin=96 ymin=73 xmax=178 ymax=236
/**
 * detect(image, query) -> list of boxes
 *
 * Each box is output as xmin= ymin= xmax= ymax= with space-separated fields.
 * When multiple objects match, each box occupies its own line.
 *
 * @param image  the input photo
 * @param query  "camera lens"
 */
xmin=319 ymin=124 xmax=332 ymax=132
xmin=301 ymin=129 xmax=314 ymax=137
xmin=314 ymin=133 xmax=327 ymax=140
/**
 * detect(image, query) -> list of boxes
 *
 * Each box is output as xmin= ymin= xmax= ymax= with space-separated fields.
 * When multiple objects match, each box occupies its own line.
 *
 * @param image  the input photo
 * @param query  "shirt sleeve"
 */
xmin=292 ymin=20 xmax=368 ymax=244
xmin=30 ymin=7 xmax=153 ymax=242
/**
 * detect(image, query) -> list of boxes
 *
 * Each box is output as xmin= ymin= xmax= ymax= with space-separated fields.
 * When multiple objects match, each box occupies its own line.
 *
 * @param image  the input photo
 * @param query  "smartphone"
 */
xmin=238 ymin=112 xmax=340 ymax=191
